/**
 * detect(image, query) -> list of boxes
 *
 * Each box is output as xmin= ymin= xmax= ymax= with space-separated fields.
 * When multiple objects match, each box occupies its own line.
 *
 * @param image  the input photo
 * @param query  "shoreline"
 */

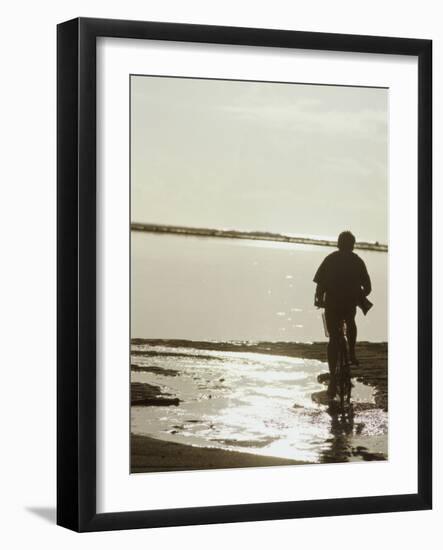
xmin=131 ymin=340 xmax=387 ymax=472
xmin=131 ymin=223 xmax=388 ymax=252
xmin=132 ymin=339 xmax=388 ymax=410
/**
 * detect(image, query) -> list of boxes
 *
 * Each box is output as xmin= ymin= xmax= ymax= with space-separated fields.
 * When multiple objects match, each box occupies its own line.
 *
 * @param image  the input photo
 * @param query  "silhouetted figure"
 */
xmin=313 ymin=231 xmax=372 ymax=389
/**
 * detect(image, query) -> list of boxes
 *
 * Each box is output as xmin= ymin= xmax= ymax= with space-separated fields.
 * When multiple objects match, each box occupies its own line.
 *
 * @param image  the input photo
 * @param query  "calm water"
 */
xmin=131 ymin=233 xmax=388 ymax=342
xmin=131 ymin=343 xmax=388 ymax=463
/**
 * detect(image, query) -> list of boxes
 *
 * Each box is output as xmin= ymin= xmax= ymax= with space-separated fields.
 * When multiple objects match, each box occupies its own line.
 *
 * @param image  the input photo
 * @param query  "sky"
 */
xmin=131 ymin=76 xmax=388 ymax=244
xmin=130 ymin=76 xmax=388 ymax=340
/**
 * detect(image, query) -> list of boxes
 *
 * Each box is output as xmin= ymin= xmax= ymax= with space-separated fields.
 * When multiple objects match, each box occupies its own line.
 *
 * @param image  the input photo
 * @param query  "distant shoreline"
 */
xmin=131 ymin=222 xmax=388 ymax=253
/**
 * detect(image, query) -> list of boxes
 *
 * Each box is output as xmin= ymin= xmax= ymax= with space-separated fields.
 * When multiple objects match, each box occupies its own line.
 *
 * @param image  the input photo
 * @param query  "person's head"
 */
xmin=337 ymin=231 xmax=355 ymax=252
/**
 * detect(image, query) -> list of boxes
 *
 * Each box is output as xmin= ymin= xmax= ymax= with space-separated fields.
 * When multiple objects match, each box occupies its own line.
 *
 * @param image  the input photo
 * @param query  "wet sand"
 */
xmin=131 ymin=435 xmax=304 ymax=473
xmin=131 ymin=340 xmax=387 ymax=473
xmin=131 ymin=381 xmax=180 ymax=407
xmin=132 ymin=339 xmax=388 ymax=407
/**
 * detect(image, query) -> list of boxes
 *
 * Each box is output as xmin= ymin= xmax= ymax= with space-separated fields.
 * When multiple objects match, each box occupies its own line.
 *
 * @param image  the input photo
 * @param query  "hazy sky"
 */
xmin=131 ymin=76 xmax=388 ymax=243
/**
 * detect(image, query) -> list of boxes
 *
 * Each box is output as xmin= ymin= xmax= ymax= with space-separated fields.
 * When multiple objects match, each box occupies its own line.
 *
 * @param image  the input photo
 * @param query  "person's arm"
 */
xmin=314 ymin=284 xmax=326 ymax=308
xmin=313 ymin=259 xmax=327 ymax=307
xmin=361 ymin=261 xmax=372 ymax=296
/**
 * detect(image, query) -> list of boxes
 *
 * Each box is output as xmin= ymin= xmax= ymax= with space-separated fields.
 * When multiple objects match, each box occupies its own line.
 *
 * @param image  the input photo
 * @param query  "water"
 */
xmin=131 ymin=343 xmax=388 ymax=463
xmin=131 ymin=233 xmax=388 ymax=464
xmin=131 ymin=233 xmax=387 ymax=342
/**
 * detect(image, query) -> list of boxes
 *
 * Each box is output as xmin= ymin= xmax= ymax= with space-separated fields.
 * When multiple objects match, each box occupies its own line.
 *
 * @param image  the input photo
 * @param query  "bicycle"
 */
xmin=325 ymin=318 xmax=353 ymax=413
xmin=335 ymin=320 xmax=352 ymax=410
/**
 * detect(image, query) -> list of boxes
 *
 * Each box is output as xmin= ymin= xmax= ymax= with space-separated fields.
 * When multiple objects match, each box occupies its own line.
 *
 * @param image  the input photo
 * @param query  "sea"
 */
xmin=131 ymin=232 xmax=388 ymax=343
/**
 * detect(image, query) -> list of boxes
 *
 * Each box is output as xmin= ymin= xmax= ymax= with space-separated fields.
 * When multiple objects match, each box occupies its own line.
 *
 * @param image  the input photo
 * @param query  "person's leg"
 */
xmin=325 ymin=308 xmax=340 ymax=377
xmin=345 ymin=307 xmax=358 ymax=364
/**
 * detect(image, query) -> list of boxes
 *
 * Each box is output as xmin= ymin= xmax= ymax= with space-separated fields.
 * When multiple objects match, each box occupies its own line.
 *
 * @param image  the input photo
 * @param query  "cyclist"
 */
xmin=313 ymin=231 xmax=372 ymax=395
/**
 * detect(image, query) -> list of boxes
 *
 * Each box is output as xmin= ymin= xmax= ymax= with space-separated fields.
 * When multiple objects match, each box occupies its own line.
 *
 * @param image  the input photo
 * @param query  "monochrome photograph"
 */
xmin=130 ymin=75 xmax=388 ymax=473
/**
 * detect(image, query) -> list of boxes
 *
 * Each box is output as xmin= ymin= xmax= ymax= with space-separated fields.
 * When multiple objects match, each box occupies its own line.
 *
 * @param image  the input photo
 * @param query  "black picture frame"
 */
xmin=57 ymin=17 xmax=432 ymax=532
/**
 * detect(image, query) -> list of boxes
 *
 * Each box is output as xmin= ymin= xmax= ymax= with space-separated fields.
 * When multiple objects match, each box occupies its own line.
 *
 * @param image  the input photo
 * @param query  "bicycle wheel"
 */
xmin=337 ymin=331 xmax=352 ymax=410
xmin=338 ymin=338 xmax=346 ymax=409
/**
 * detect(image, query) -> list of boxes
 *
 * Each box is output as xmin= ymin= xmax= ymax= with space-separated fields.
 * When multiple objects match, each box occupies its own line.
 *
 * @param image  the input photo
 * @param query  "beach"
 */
xmin=131 ymin=435 xmax=303 ymax=473
xmin=131 ymin=340 xmax=388 ymax=473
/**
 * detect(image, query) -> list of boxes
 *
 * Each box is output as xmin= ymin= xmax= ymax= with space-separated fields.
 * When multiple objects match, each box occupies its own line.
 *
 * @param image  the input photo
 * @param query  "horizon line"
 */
xmin=131 ymin=222 xmax=388 ymax=252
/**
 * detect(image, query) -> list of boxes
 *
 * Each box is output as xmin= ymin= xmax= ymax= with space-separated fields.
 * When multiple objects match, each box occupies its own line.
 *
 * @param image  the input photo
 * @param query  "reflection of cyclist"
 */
xmin=313 ymin=231 xmax=372 ymax=378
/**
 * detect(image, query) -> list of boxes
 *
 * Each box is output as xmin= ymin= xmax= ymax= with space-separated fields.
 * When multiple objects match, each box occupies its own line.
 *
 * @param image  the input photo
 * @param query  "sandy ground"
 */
xmin=131 ymin=435 xmax=304 ymax=473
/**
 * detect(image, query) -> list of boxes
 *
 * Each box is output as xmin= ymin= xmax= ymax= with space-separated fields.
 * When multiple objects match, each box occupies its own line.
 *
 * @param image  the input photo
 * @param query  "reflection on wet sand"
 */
xmin=131 ymin=340 xmax=388 ymax=473
xmin=313 ymin=376 xmax=387 ymax=463
xmin=325 ymin=408 xmax=386 ymax=463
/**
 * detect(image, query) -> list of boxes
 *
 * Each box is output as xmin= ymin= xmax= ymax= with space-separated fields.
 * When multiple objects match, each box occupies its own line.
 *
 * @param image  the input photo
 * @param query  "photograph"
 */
xmin=129 ymin=74 xmax=389 ymax=474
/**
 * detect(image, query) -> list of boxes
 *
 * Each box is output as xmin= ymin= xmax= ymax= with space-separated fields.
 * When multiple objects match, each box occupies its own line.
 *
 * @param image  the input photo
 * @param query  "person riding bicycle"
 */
xmin=313 ymin=231 xmax=372 ymax=393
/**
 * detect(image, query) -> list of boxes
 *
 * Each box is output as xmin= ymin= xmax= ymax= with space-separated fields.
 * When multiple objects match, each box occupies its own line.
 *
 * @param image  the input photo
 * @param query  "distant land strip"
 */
xmin=131 ymin=222 xmax=388 ymax=252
